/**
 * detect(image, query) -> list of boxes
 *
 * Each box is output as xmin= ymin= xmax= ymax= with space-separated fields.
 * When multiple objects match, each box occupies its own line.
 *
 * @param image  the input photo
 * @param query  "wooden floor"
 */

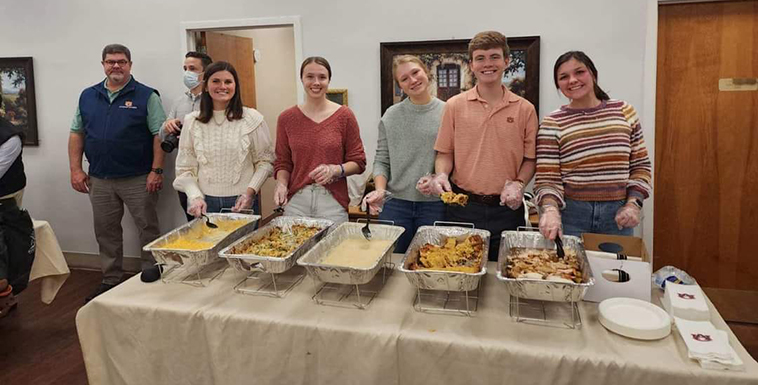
xmin=0 ymin=270 xmax=757 ymax=384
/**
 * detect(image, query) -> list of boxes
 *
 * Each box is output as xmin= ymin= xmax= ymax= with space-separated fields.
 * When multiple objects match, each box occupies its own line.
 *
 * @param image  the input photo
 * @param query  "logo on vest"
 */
xmin=119 ymin=100 xmax=138 ymax=110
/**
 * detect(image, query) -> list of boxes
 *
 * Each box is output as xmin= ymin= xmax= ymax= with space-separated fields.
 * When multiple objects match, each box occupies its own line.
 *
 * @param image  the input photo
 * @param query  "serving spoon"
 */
xmin=201 ymin=214 xmax=218 ymax=229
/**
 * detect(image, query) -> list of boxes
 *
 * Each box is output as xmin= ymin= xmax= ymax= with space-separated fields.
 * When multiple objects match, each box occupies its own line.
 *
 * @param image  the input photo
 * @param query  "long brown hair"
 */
xmin=553 ymin=51 xmax=610 ymax=101
xmin=197 ymin=61 xmax=243 ymax=123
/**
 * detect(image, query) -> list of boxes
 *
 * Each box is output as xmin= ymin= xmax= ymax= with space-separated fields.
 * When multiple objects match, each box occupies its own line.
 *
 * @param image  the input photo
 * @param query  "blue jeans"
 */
xmin=205 ymin=195 xmax=260 ymax=216
xmin=379 ymin=199 xmax=445 ymax=253
xmin=562 ymin=198 xmax=633 ymax=238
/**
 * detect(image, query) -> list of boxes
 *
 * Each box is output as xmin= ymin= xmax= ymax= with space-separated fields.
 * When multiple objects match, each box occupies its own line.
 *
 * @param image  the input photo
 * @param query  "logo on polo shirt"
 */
xmin=119 ymin=100 xmax=138 ymax=109
xmin=507 ymin=117 xmax=514 ymax=123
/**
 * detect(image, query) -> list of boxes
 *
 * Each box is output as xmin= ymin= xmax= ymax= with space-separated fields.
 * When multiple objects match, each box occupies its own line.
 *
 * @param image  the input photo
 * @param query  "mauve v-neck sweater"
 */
xmin=274 ymin=105 xmax=366 ymax=210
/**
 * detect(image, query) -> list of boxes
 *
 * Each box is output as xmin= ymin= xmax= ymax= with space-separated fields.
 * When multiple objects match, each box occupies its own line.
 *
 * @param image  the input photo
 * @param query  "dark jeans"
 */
xmin=205 ymin=195 xmax=261 ymax=230
xmin=562 ymin=198 xmax=633 ymax=237
xmin=178 ymin=191 xmax=193 ymax=222
xmin=205 ymin=195 xmax=260 ymax=215
xmin=445 ymin=202 xmax=525 ymax=261
xmin=378 ymin=198 xmax=445 ymax=253
xmin=0 ymin=198 xmax=35 ymax=294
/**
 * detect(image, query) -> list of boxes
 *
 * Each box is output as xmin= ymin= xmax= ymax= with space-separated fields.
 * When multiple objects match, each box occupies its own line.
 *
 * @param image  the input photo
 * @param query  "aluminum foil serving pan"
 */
xmin=219 ymin=216 xmax=333 ymax=274
xmin=143 ymin=213 xmax=260 ymax=267
xmin=496 ymin=231 xmax=594 ymax=302
xmin=399 ymin=226 xmax=491 ymax=292
xmin=297 ymin=222 xmax=405 ymax=285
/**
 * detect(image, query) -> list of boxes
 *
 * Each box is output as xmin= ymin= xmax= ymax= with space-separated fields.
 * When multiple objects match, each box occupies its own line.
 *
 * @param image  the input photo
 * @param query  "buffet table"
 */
xmin=76 ymin=255 xmax=758 ymax=385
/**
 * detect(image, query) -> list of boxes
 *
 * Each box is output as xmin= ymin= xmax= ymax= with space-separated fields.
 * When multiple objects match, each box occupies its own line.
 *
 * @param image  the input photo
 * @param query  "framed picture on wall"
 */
xmin=326 ymin=89 xmax=348 ymax=106
xmin=379 ymin=36 xmax=539 ymax=115
xmin=0 ymin=57 xmax=38 ymax=146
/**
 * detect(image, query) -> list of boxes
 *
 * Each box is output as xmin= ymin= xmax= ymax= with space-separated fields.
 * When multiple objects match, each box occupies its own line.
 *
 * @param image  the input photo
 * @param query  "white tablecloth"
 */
xmin=76 ymin=256 xmax=758 ymax=385
xmin=30 ymin=220 xmax=70 ymax=303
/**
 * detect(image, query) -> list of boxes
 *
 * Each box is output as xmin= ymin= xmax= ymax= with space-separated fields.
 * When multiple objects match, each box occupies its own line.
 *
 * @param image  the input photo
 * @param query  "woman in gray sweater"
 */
xmin=363 ymin=55 xmax=445 ymax=253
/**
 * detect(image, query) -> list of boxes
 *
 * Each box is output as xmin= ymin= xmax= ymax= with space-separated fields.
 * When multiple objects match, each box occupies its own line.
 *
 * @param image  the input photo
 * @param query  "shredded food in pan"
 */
xmin=440 ymin=191 xmax=468 ymax=206
xmin=410 ymin=234 xmax=484 ymax=273
xmin=233 ymin=224 xmax=321 ymax=257
xmin=506 ymin=247 xmax=583 ymax=283
xmin=158 ymin=219 xmax=249 ymax=250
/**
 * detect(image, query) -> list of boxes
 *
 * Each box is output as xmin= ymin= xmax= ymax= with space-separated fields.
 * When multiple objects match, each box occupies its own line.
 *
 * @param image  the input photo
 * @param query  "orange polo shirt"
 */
xmin=434 ymin=85 xmax=537 ymax=196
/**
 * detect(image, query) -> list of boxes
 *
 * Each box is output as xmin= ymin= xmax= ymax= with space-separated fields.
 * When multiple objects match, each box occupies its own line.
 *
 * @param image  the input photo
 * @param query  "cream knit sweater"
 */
xmin=173 ymin=107 xmax=275 ymax=202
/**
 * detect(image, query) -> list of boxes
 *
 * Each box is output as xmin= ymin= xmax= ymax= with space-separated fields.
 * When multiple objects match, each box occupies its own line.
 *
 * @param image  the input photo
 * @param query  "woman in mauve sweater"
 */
xmin=273 ymin=57 xmax=366 ymax=224
xmin=535 ymin=51 xmax=652 ymax=240
xmin=174 ymin=61 xmax=274 ymax=217
xmin=362 ymin=55 xmax=445 ymax=253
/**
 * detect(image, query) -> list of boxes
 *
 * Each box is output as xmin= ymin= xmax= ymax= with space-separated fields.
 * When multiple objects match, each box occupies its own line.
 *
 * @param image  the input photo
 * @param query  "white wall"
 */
xmin=222 ymin=27 xmax=298 ymax=219
xmin=0 ymin=0 xmax=655 ymax=259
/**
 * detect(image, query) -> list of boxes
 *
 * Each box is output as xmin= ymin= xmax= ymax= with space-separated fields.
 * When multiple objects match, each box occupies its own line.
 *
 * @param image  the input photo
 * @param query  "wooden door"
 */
xmin=655 ymin=2 xmax=758 ymax=292
xmin=204 ymin=31 xmax=257 ymax=109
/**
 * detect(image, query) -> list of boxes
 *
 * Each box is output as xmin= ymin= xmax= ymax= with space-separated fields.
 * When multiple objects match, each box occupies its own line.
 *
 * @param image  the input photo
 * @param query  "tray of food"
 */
xmin=297 ymin=222 xmax=405 ymax=285
xmin=143 ymin=213 xmax=260 ymax=267
xmin=496 ymin=231 xmax=594 ymax=302
xmin=219 ymin=216 xmax=333 ymax=274
xmin=398 ymin=226 xmax=490 ymax=292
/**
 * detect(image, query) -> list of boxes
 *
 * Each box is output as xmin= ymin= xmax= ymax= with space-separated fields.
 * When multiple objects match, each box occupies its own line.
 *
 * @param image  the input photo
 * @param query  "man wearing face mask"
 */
xmin=161 ymin=52 xmax=213 ymax=221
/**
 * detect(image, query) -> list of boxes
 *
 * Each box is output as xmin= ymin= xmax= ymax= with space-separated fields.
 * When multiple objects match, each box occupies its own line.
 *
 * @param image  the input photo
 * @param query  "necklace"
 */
xmin=212 ymin=112 xmax=226 ymax=126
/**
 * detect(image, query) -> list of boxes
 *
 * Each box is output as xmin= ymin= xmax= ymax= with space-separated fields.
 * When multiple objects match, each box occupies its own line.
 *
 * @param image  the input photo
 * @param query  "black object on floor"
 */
xmin=85 ymin=282 xmax=116 ymax=303
xmin=140 ymin=265 xmax=163 ymax=283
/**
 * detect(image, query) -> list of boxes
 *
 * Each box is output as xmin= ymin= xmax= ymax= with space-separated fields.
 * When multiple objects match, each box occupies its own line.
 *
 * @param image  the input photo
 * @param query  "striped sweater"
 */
xmin=534 ymin=99 xmax=652 ymax=208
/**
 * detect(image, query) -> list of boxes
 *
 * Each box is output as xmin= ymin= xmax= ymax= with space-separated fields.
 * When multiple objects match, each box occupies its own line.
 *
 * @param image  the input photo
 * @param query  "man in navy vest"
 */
xmin=68 ymin=44 xmax=166 ymax=302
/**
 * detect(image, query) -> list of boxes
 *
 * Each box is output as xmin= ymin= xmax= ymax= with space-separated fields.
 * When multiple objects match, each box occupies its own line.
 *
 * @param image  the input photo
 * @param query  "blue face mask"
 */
xmin=183 ymin=70 xmax=201 ymax=90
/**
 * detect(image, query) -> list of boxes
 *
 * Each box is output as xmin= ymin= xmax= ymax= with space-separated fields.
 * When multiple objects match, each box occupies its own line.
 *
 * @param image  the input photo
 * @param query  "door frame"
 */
xmin=640 ymin=0 xmax=737 ymax=257
xmin=179 ymin=16 xmax=304 ymax=102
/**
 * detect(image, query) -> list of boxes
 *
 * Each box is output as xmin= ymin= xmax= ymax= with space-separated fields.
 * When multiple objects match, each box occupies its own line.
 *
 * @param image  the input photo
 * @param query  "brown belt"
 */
xmin=451 ymin=183 xmax=501 ymax=206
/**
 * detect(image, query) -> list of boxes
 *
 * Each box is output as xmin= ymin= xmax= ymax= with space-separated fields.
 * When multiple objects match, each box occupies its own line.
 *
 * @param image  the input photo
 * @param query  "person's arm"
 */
xmin=372 ymin=120 xmax=391 ymax=186
xmin=172 ymin=115 xmax=203 ymax=201
xmin=68 ymin=106 xmax=89 ymax=193
xmin=69 ymin=132 xmax=89 ymax=193
xmin=0 ymin=136 xmax=21 ymax=179
xmin=534 ymin=117 xmax=565 ymax=209
xmin=517 ymin=106 xmax=538 ymax=185
xmin=434 ymin=152 xmax=454 ymax=176
xmin=624 ymin=104 xmax=652 ymax=203
xmin=246 ymin=120 xmax=275 ymax=195
xmin=273 ymin=114 xmax=293 ymax=206
xmin=146 ymin=92 xmax=167 ymax=192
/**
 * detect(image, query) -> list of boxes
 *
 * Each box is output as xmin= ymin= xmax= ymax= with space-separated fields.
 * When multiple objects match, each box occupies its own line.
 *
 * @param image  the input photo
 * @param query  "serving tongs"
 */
xmin=554 ymin=236 xmax=565 ymax=259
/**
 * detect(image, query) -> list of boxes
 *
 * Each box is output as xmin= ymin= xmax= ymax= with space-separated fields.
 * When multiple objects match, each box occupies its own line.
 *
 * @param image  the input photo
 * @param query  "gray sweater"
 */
xmin=373 ymin=97 xmax=445 ymax=202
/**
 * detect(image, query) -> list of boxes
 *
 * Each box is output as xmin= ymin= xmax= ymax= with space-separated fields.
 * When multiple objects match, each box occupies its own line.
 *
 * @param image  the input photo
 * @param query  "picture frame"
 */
xmin=379 ymin=36 xmax=540 ymax=115
xmin=0 ymin=57 xmax=38 ymax=146
xmin=326 ymin=88 xmax=348 ymax=106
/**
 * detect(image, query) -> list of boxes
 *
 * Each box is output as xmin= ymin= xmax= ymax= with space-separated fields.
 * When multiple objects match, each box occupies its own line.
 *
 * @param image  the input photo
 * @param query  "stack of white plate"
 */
xmin=598 ymin=297 xmax=671 ymax=340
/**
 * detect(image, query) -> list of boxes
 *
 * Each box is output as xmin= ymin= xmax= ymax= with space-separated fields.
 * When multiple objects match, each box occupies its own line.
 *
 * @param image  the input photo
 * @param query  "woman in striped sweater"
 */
xmin=535 ymin=51 xmax=652 ymax=240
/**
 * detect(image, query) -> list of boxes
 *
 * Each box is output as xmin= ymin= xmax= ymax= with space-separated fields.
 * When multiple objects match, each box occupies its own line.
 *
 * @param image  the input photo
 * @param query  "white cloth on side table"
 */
xmin=30 ymin=220 xmax=70 ymax=304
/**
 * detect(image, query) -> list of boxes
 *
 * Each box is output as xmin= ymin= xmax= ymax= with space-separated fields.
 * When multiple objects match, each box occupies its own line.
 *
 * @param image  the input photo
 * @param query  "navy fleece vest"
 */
xmin=78 ymin=78 xmax=156 ymax=179
xmin=0 ymin=117 xmax=25 ymax=196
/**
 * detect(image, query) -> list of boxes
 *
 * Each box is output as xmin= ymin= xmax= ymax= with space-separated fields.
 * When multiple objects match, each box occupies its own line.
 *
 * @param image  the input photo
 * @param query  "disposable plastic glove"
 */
xmin=232 ymin=193 xmax=254 ymax=212
xmin=273 ymin=182 xmax=289 ymax=206
xmin=539 ymin=205 xmax=562 ymax=241
xmin=362 ymin=189 xmax=388 ymax=215
xmin=500 ymin=180 xmax=524 ymax=210
xmin=188 ymin=198 xmax=207 ymax=218
xmin=308 ymin=164 xmax=341 ymax=185
xmin=428 ymin=173 xmax=451 ymax=196
xmin=615 ymin=202 xmax=641 ymax=230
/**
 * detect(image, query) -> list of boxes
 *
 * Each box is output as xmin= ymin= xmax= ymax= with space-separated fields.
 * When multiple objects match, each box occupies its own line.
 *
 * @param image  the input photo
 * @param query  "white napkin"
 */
xmin=663 ymin=282 xmax=710 ymax=321
xmin=674 ymin=317 xmax=745 ymax=371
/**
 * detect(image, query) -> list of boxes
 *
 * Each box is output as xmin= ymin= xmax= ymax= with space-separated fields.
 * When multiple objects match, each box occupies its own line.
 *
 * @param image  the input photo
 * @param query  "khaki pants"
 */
xmin=89 ymin=175 xmax=160 ymax=284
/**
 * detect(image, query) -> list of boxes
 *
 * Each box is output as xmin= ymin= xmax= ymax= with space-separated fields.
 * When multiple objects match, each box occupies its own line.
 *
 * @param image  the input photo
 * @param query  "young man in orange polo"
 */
xmin=425 ymin=31 xmax=538 ymax=261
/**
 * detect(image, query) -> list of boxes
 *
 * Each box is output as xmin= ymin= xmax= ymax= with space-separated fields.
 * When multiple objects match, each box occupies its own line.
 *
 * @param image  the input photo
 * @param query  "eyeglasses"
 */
xmin=103 ymin=60 xmax=129 ymax=67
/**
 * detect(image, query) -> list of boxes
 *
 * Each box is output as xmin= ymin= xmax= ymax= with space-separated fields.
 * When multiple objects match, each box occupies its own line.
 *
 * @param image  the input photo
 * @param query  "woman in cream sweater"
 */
xmin=174 ymin=61 xmax=274 ymax=217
